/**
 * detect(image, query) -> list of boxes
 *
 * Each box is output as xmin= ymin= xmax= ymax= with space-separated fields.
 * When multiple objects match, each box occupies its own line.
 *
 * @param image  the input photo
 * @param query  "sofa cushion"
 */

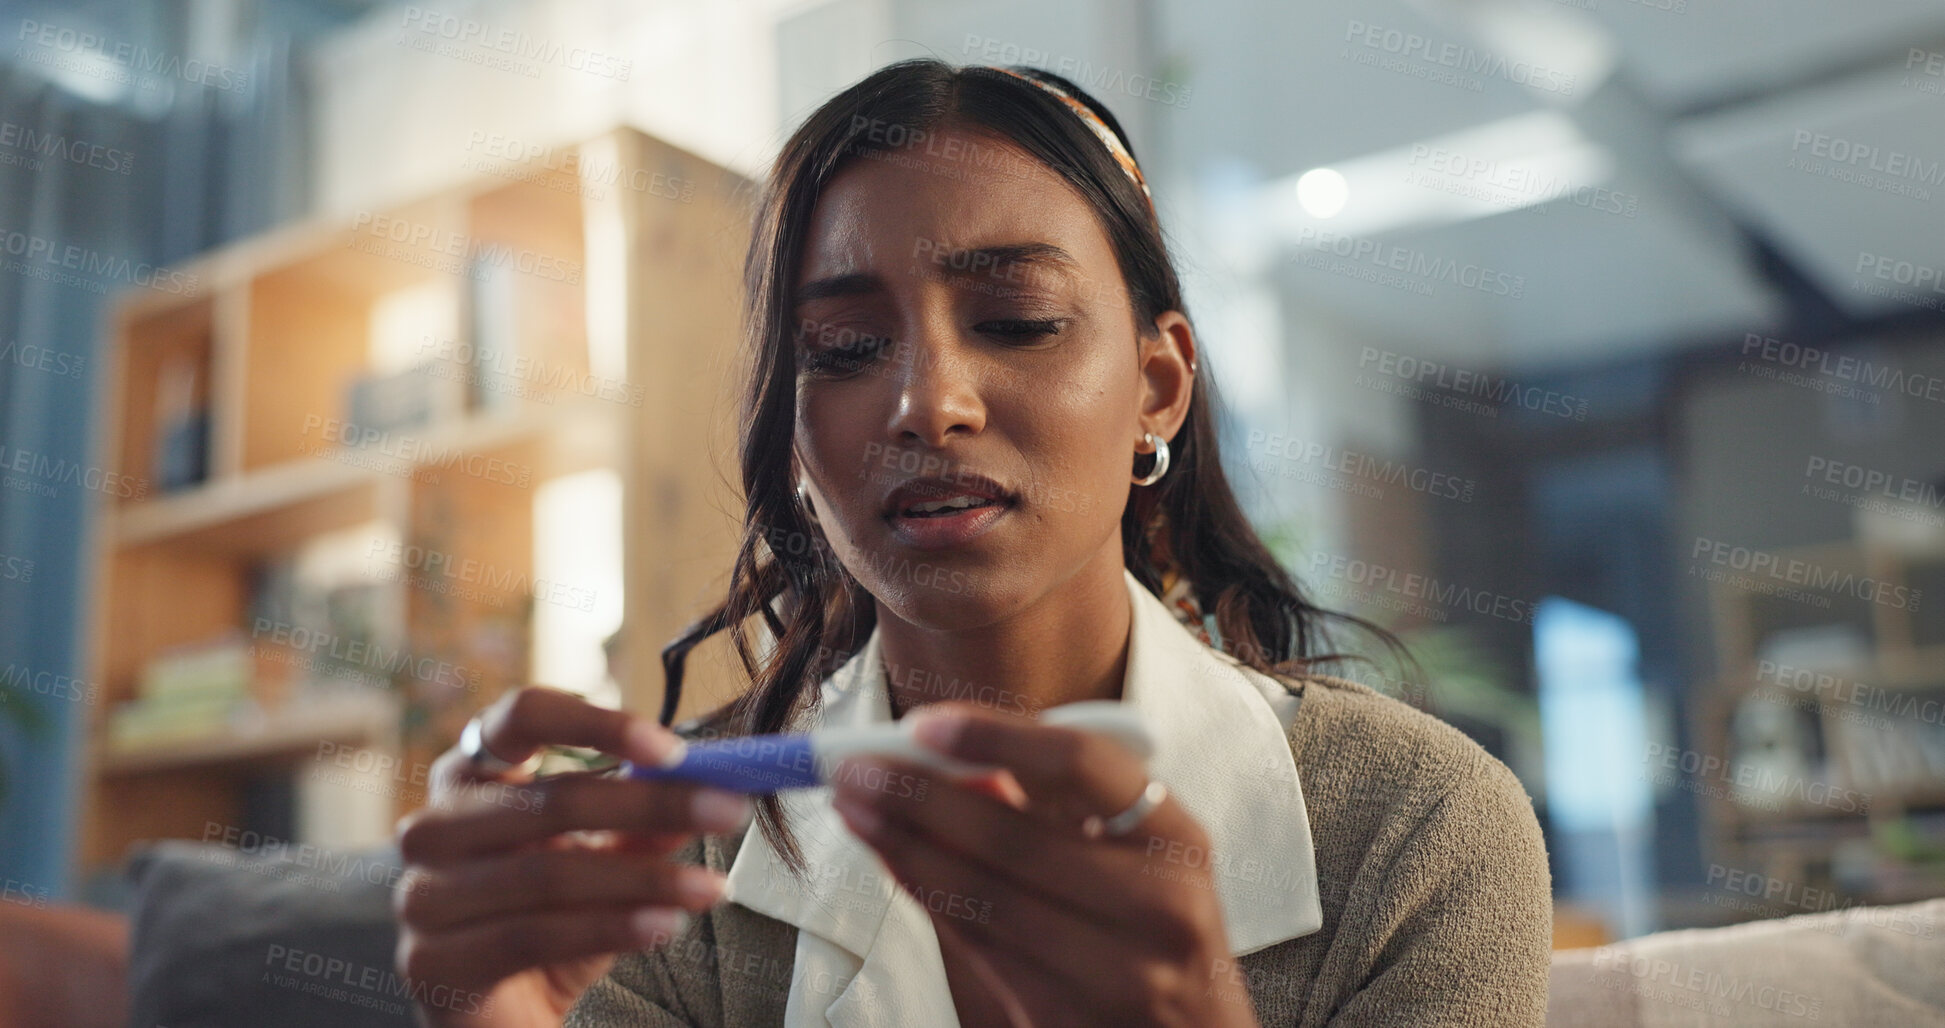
xmin=1548 ymin=898 xmax=1945 ymax=1026
xmin=125 ymin=839 xmax=423 ymax=1028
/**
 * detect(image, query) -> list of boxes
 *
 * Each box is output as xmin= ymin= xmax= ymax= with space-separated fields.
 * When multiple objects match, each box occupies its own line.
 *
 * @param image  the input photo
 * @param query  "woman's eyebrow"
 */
xmin=795 ymin=271 xmax=882 ymax=304
xmin=794 ymin=242 xmax=1083 ymax=305
xmin=925 ymin=241 xmax=1082 ymax=281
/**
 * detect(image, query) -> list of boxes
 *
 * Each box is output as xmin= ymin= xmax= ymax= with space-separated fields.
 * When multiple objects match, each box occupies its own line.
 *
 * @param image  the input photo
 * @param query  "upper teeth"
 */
xmin=907 ymin=495 xmax=986 ymax=514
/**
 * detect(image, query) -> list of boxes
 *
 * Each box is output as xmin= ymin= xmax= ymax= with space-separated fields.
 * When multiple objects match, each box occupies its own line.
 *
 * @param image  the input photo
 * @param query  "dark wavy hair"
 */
xmin=659 ymin=58 xmax=1403 ymax=872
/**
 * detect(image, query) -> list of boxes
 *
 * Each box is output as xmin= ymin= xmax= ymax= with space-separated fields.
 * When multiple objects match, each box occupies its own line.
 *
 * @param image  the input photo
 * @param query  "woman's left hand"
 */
xmin=828 ymin=702 xmax=1262 ymax=1028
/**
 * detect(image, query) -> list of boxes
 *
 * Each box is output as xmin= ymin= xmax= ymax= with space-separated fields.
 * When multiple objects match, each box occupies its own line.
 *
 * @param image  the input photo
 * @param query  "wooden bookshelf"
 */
xmin=78 ymin=127 xmax=753 ymax=875
xmin=1695 ymin=534 xmax=1945 ymax=912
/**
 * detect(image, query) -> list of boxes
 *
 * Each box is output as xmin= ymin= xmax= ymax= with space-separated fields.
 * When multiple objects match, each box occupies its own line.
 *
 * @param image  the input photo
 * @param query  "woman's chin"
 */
xmin=870 ymin=570 xmax=1032 ymax=632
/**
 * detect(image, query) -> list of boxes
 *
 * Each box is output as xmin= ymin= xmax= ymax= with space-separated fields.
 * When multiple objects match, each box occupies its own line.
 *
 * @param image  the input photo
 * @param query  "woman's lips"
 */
xmin=882 ymin=472 xmax=1014 ymax=517
xmin=885 ymin=496 xmax=1013 ymax=550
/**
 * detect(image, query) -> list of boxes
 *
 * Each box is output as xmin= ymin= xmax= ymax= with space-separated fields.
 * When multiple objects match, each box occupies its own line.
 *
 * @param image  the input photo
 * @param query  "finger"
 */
xmin=848 ymin=799 xmax=1230 ymax=1027
xmin=396 ymin=848 xmax=729 ymax=932
xmin=833 ymin=756 xmax=1201 ymax=928
xmin=908 ymin=704 xmax=1194 ymax=841
xmin=399 ymin=903 xmax=691 ymax=998
xmin=932 ymin=917 xmax=1037 ymax=1028
xmin=937 ymin=920 xmax=1113 ymax=1028
xmin=482 ymin=685 xmax=682 ymax=771
xmin=398 ymin=775 xmax=752 ymax=867
xmin=555 ymin=827 xmax=695 ymax=858
xmin=832 ymin=790 xmax=1119 ymax=995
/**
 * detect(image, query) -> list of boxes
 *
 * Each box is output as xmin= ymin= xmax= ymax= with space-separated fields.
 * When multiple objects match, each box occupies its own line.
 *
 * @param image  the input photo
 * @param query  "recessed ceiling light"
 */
xmin=1295 ymin=167 xmax=1350 ymax=218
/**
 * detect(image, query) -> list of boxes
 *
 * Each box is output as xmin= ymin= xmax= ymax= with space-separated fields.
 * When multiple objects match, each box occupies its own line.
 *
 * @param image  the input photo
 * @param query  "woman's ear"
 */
xmin=1136 ymin=310 xmax=1197 ymax=442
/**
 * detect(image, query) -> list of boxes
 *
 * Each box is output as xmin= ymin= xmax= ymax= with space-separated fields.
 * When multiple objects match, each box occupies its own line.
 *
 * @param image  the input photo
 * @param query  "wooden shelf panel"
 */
xmin=111 ymin=400 xmax=619 ymax=553
xmin=94 ymin=694 xmax=399 ymax=777
xmin=115 ymin=458 xmax=384 ymax=555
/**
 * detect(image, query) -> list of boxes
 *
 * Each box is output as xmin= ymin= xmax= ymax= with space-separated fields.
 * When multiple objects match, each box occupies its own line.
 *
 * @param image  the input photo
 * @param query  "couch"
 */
xmin=4 ymin=841 xmax=1941 ymax=1026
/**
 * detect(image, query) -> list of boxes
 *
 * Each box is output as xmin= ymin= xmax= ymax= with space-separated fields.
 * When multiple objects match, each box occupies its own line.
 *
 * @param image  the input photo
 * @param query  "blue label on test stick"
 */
xmin=622 ymin=734 xmax=825 ymax=793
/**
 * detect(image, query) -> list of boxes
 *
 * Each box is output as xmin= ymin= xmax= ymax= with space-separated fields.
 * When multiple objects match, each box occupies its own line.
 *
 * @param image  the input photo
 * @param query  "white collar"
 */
xmin=722 ymin=567 xmax=1323 ymax=1026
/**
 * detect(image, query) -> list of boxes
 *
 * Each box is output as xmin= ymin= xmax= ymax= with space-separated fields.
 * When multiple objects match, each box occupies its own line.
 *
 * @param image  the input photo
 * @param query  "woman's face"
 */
xmin=790 ymin=124 xmax=1194 ymax=630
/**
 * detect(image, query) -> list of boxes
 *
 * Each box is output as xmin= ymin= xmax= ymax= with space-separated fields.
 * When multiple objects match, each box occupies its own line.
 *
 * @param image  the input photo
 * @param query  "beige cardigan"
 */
xmin=565 ymin=655 xmax=1552 ymax=1027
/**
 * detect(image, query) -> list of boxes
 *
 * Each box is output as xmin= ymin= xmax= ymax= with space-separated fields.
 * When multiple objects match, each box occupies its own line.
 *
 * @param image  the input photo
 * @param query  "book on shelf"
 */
xmin=151 ymin=349 xmax=207 ymax=492
xmin=107 ymin=634 xmax=254 ymax=749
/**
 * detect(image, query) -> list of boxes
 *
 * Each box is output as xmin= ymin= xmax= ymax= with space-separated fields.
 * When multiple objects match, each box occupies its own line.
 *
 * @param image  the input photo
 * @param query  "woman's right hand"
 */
xmin=392 ymin=686 xmax=753 ymax=1027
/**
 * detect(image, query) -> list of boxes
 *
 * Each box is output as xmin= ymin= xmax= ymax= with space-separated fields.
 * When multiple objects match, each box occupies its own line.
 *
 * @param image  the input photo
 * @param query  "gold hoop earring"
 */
xmin=1133 ymin=432 xmax=1171 ymax=487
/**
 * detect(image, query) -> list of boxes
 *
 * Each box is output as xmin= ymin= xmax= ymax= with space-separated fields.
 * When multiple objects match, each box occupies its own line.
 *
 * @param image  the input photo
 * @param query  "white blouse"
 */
xmin=719 ymin=567 xmax=1325 ymax=1027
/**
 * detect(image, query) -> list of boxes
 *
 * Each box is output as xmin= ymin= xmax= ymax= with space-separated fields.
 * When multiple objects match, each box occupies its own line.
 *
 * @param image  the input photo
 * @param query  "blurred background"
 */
xmin=2 ymin=0 xmax=1943 ymax=988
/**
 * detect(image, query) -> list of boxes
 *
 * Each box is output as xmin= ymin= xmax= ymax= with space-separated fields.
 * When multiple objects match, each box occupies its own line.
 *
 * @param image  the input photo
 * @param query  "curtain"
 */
xmin=0 ymin=0 xmax=312 ymax=902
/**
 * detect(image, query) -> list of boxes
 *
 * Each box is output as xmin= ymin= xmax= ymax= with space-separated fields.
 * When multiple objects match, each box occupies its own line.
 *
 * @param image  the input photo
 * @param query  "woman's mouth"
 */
xmin=900 ymin=495 xmax=1002 ymax=517
xmin=883 ymin=476 xmax=1017 ymax=550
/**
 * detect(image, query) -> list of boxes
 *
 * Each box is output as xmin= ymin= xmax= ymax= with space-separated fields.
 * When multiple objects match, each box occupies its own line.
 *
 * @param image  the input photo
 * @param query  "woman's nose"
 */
xmin=885 ymin=332 xmax=986 ymax=447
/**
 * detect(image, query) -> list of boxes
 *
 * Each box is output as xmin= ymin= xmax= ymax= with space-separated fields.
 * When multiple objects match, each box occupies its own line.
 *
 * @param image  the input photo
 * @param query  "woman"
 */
xmin=393 ymin=60 xmax=1551 ymax=1027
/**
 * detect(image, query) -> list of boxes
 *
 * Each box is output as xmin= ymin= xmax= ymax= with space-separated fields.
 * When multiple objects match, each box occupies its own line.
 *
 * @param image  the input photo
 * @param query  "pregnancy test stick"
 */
xmin=617 ymin=700 xmax=1154 ymax=794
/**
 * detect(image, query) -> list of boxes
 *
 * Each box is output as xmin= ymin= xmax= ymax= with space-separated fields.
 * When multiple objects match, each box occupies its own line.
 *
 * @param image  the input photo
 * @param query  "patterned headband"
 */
xmin=988 ymin=66 xmax=1156 ymax=220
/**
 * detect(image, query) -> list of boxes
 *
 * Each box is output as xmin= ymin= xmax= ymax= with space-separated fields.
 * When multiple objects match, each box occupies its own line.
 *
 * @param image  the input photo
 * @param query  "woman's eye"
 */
xmin=976 ymin=319 xmax=1065 ymax=341
xmin=799 ymin=332 xmax=889 ymax=374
